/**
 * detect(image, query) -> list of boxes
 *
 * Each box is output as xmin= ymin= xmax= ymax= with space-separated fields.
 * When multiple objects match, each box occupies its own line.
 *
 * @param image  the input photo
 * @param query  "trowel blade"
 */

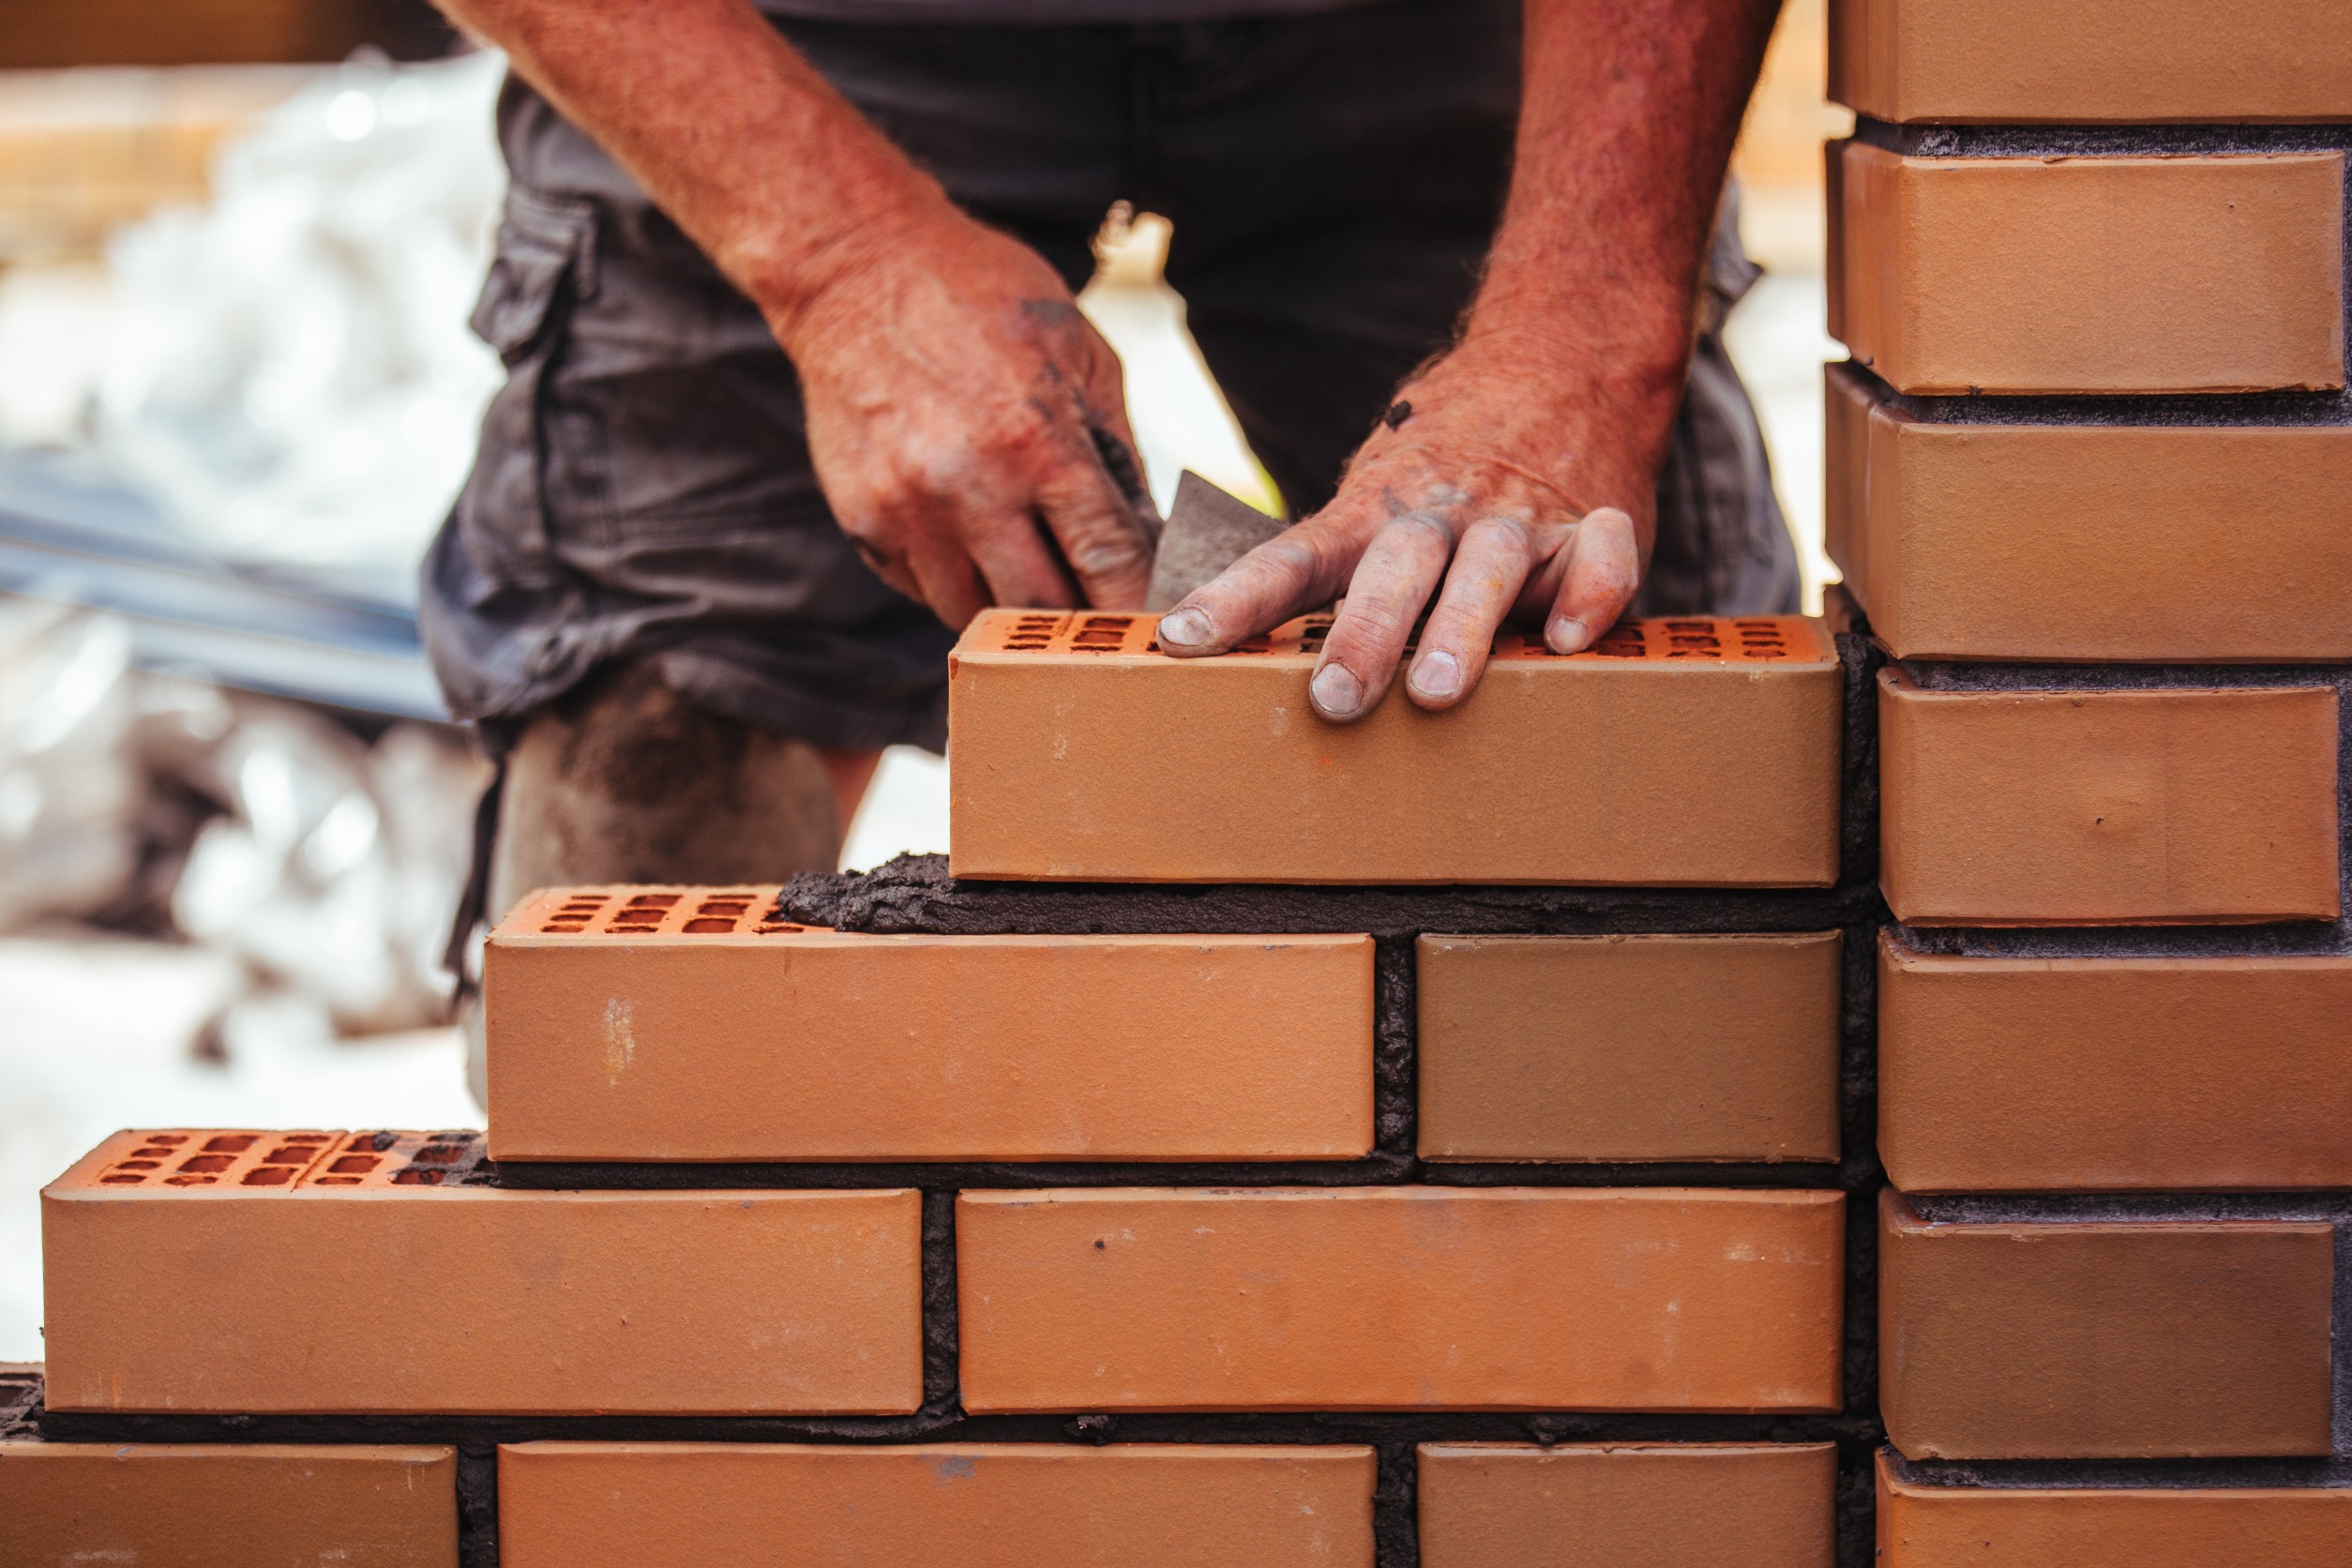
xmin=1145 ymin=471 xmax=1288 ymax=611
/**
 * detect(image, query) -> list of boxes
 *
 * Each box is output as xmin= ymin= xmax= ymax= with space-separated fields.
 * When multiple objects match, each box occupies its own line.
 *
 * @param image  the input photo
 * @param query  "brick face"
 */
xmin=1878 ymin=671 xmax=2342 ymax=926
xmin=1829 ymin=142 xmax=2345 ymax=396
xmin=1878 ymin=1192 xmax=2335 ymax=1459
xmin=42 ymin=1131 xmax=922 ymax=1415
xmin=947 ymin=611 xmax=1842 ymax=886
xmin=1418 ymin=1442 xmax=1836 ymax=1568
xmin=488 ymin=891 xmax=1375 ymax=1162
xmin=1416 ymin=933 xmax=1841 ymax=1163
xmin=1829 ymin=0 xmax=2352 ymax=124
xmin=1826 ymin=364 xmax=2352 ymax=663
xmin=957 ymin=1187 xmax=1846 ymax=1413
xmin=1877 ymin=1454 xmax=2352 ymax=1567
xmin=497 ymin=1442 xmax=1377 ymax=1568
xmin=1879 ymin=937 xmax=2352 ymax=1193
xmin=0 ymin=1442 xmax=457 ymax=1568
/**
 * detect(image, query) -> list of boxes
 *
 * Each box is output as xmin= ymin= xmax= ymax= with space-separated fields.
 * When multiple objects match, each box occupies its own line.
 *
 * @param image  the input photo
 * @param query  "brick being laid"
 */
xmin=487 ymin=888 xmax=1375 ymax=1163
xmin=1877 ymin=1453 xmax=2352 ymax=1567
xmin=1418 ymin=1441 xmax=1837 ymax=1568
xmin=1825 ymin=363 xmax=2352 ymax=663
xmin=41 ymin=1130 xmax=921 ymax=1415
xmin=1828 ymin=142 xmax=2344 ymax=396
xmin=1877 ymin=670 xmax=2341 ymax=926
xmin=497 ymin=1442 xmax=1376 ymax=1568
xmin=957 ymin=1186 xmax=1846 ymax=1413
xmin=1829 ymin=0 xmax=2352 ymax=124
xmin=1879 ymin=934 xmax=2352 ymax=1193
xmin=946 ymin=611 xmax=1842 ymax=886
xmin=0 ymin=1442 xmax=457 ymax=1568
xmin=1415 ymin=932 xmax=1842 ymax=1164
xmin=1877 ymin=1191 xmax=2334 ymax=1459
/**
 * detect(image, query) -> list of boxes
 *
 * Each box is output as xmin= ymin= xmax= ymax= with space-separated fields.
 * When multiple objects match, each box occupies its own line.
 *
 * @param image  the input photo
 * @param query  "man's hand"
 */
xmin=1156 ymin=0 xmax=1781 ymax=719
xmin=1155 ymin=347 xmax=1654 ymax=721
xmin=776 ymin=210 xmax=1152 ymax=629
xmin=434 ymin=0 xmax=1153 ymax=629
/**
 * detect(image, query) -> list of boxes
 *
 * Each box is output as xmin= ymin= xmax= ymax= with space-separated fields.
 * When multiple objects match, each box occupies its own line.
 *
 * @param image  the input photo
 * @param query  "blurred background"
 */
xmin=0 ymin=0 xmax=1848 ymax=1360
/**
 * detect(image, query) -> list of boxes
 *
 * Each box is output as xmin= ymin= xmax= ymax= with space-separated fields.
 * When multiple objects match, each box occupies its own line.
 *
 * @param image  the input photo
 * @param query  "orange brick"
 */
xmin=1826 ymin=365 xmax=2352 ymax=662
xmin=1831 ymin=0 xmax=2352 ymax=124
xmin=1880 ymin=936 xmax=2352 ymax=1193
xmin=1418 ymin=1442 xmax=1836 ymax=1568
xmin=1876 ymin=1453 xmax=2352 ymax=1568
xmin=1878 ymin=671 xmax=2341 ymax=926
xmin=957 ymin=1187 xmax=1845 ymax=1413
xmin=497 ymin=1442 xmax=1376 ymax=1568
xmin=1829 ymin=142 xmax=2344 ymax=396
xmin=486 ymin=889 xmax=1375 ymax=1163
xmin=1416 ymin=933 xmax=1841 ymax=1163
xmin=947 ymin=611 xmax=1842 ymax=886
xmin=0 ymin=1441 xmax=456 ymax=1567
xmin=1878 ymin=1191 xmax=2334 ymax=1459
xmin=42 ymin=1130 xmax=920 ymax=1415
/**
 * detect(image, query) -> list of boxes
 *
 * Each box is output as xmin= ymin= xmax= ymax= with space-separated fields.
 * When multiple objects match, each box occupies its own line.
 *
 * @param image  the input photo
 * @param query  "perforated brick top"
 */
xmin=497 ymin=885 xmax=809 ymax=939
xmin=959 ymin=611 xmax=1830 ymax=664
xmin=60 ymin=1129 xmax=489 ymax=1193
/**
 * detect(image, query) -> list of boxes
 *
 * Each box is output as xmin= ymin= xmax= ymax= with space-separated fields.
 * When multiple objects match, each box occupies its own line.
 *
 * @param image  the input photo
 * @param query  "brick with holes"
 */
xmin=40 ymin=1130 xmax=921 ymax=1415
xmin=956 ymin=1186 xmax=1846 ymax=1412
xmin=0 ymin=1442 xmax=458 ymax=1567
xmin=947 ymin=611 xmax=1842 ymax=885
xmin=485 ymin=889 xmax=1374 ymax=1162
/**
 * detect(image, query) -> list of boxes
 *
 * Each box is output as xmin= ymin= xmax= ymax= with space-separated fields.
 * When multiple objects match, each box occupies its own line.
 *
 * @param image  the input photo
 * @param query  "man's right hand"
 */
xmin=435 ymin=0 xmax=1154 ymax=630
xmin=771 ymin=210 xmax=1155 ymax=629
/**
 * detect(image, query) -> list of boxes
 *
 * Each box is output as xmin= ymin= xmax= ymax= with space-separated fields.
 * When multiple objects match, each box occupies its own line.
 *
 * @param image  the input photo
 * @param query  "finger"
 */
xmin=1309 ymin=511 xmax=1453 ymax=724
xmin=1032 ymin=445 xmax=1156 ymax=609
xmin=1404 ymin=516 xmax=1534 ymax=710
xmin=1544 ymin=506 xmax=1641 ymax=654
xmin=1155 ymin=508 xmax=1372 ymax=657
xmin=878 ymin=500 xmax=995 ymax=629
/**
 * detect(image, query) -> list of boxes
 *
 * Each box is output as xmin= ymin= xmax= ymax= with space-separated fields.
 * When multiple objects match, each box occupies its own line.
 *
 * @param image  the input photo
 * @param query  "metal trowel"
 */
xmin=1145 ymin=471 xmax=1289 ymax=611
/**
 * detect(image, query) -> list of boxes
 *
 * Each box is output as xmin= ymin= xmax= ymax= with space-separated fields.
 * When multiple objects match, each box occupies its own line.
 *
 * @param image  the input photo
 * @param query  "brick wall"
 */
xmin=1828 ymin=4 xmax=2352 ymax=1559
xmin=8 ymin=14 xmax=2351 ymax=1559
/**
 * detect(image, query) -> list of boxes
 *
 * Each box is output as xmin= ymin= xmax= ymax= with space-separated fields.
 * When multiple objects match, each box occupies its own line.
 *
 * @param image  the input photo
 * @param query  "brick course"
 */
xmin=497 ymin=1442 xmax=1377 ymax=1568
xmin=1825 ymin=364 xmax=2352 ymax=663
xmin=0 ymin=1442 xmax=457 ymax=1567
xmin=1416 ymin=933 xmax=1842 ymax=1163
xmin=1829 ymin=0 xmax=2352 ymax=124
xmin=957 ymin=1187 xmax=1846 ymax=1413
xmin=1877 ymin=1192 xmax=2335 ymax=1458
xmin=487 ymin=889 xmax=1375 ymax=1163
xmin=1828 ymin=142 xmax=2345 ymax=396
xmin=42 ymin=1131 xmax=922 ymax=1415
xmin=947 ymin=611 xmax=1843 ymax=885
xmin=1418 ymin=1442 xmax=1837 ymax=1568
xmin=1877 ymin=1455 xmax=2352 ymax=1567
xmin=1879 ymin=937 xmax=2352 ymax=1192
xmin=1877 ymin=671 xmax=2342 ymax=926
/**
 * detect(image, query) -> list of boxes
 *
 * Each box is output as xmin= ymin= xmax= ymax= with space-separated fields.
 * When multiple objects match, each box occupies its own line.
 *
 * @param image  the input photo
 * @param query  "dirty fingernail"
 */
xmin=1310 ymin=661 xmax=1364 ymax=718
xmin=1409 ymin=648 xmax=1460 ymax=701
xmin=1546 ymin=615 xmax=1591 ymax=655
xmin=1157 ymin=607 xmax=1212 ymax=648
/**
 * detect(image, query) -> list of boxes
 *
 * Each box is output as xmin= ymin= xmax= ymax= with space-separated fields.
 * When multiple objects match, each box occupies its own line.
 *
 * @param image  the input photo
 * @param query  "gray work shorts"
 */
xmin=418 ymin=0 xmax=1800 ymax=756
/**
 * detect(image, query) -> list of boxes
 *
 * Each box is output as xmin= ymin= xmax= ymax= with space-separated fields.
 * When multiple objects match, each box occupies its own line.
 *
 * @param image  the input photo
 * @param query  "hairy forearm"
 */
xmin=434 ymin=0 xmax=952 ymax=341
xmin=1460 ymin=0 xmax=1782 ymax=415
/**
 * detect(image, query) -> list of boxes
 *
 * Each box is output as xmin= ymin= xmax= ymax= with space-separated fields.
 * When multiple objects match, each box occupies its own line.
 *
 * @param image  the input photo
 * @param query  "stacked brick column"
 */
xmin=1827 ymin=5 xmax=2352 ymax=1560
xmin=5 ymin=607 xmax=1890 ymax=1565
